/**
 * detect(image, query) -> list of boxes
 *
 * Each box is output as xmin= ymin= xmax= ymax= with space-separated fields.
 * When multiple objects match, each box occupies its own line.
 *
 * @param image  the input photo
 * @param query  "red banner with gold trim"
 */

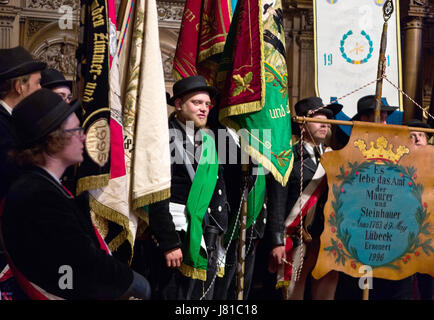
xmin=173 ymin=0 xmax=233 ymax=85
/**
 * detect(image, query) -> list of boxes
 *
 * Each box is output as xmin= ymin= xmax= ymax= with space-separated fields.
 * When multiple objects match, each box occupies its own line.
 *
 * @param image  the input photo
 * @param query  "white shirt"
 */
xmin=0 ymin=99 xmax=13 ymax=115
xmin=176 ymin=119 xmax=195 ymax=146
xmin=303 ymin=142 xmax=323 ymax=165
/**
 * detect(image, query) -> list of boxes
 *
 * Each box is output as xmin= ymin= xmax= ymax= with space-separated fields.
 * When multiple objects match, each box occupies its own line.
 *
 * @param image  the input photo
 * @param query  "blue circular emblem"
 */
xmin=339 ymin=30 xmax=374 ymax=65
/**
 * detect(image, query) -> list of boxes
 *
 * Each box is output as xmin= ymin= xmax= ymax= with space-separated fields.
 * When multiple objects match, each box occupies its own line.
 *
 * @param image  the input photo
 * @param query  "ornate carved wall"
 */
xmin=0 ymin=0 xmax=79 ymax=80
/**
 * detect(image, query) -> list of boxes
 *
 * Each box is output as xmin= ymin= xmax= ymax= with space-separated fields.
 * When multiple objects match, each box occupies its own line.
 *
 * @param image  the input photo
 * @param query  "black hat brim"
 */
xmin=292 ymin=103 xmax=343 ymax=135
xmin=351 ymin=105 xmax=398 ymax=121
xmin=403 ymin=119 xmax=431 ymax=129
xmin=168 ymin=86 xmax=219 ymax=106
xmin=42 ymin=79 xmax=73 ymax=91
xmin=0 ymin=61 xmax=46 ymax=81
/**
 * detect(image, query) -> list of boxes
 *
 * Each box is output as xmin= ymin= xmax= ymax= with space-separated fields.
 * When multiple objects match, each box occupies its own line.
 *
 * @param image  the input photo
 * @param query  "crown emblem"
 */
xmin=354 ymin=136 xmax=409 ymax=164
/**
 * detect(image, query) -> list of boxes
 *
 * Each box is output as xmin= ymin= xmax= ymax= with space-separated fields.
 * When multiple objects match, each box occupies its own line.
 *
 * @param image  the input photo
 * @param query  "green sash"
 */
xmin=223 ymin=165 xmax=266 ymax=247
xmin=179 ymin=130 xmax=218 ymax=281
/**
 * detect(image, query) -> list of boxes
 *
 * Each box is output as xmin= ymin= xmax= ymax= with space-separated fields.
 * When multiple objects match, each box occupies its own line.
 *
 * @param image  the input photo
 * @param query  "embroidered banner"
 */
xmin=119 ymin=0 xmax=171 ymax=217
xmin=173 ymin=0 xmax=235 ymax=85
xmin=314 ymin=0 xmax=403 ymax=118
xmin=76 ymin=0 xmax=111 ymax=194
xmin=87 ymin=0 xmax=134 ymax=264
xmin=312 ymin=122 xmax=434 ymax=281
xmin=217 ymin=0 xmax=293 ymax=186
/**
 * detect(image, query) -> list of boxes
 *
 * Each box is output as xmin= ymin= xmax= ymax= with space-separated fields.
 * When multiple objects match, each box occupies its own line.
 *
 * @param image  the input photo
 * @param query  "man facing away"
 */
xmin=147 ymin=76 xmax=228 ymax=300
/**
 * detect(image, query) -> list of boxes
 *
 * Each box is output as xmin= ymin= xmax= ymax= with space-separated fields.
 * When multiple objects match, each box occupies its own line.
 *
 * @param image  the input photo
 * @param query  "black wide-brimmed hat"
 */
xmin=12 ymin=88 xmax=80 ymax=149
xmin=41 ymin=68 xmax=72 ymax=90
xmin=292 ymin=97 xmax=342 ymax=135
xmin=351 ymin=95 xmax=398 ymax=121
xmin=168 ymin=75 xmax=218 ymax=106
xmin=0 ymin=46 xmax=46 ymax=81
xmin=294 ymin=96 xmax=343 ymax=119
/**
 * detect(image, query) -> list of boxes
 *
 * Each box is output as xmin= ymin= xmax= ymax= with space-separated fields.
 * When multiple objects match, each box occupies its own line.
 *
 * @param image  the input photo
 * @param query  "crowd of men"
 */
xmin=0 ymin=46 xmax=432 ymax=300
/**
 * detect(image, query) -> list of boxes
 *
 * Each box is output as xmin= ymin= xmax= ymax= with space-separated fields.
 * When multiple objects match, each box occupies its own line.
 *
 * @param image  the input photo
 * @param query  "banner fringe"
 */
xmin=89 ymin=194 xmax=134 ymax=264
xmin=133 ymin=187 xmax=171 ymax=209
xmin=198 ymin=42 xmax=226 ymax=64
xmin=76 ymin=174 xmax=110 ymax=196
xmin=179 ymin=263 xmax=207 ymax=281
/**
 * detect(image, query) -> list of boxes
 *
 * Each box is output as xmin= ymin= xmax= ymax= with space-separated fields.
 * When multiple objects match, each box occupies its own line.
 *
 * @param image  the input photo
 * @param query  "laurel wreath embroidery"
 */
xmin=339 ymin=30 xmax=374 ymax=65
xmin=232 ymin=72 xmax=254 ymax=96
xmin=275 ymin=149 xmax=292 ymax=167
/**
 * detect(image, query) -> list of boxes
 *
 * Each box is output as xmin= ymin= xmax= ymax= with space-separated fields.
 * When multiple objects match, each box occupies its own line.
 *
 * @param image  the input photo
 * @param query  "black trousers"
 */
xmin=143 ymin=230 xmax=219 ymax=300
xmin=214 ymin=237 xmax=258 ymax=300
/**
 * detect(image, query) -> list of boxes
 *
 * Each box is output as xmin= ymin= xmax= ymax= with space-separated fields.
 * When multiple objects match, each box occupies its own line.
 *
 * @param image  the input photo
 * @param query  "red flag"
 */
xmin=173 ymin=0 xmax=233 ymax=85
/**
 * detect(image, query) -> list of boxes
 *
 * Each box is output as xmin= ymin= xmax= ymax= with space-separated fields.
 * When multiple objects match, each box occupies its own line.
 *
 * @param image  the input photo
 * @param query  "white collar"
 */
xmin=227 ymin=128 xmax=240 ymax=147
xmin=38 ymin=166 xmax=62 ymax=185
xmin=0 ymin=99 xmax=13 ymax=115
xmin=303 ymin=142 xmax=323 ymax=164
xmin=176 ymin=119 xmax=197 ymax=146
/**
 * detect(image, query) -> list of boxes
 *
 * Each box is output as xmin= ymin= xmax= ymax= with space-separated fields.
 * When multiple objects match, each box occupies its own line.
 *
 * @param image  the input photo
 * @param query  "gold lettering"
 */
xmin=86 ymin=82 xmax=97 ymax=90
xmin=91 ymin=4 xmax=104 ymax=16
xmin=94 ymin=33 xmax=108 ymax=42
xmin=83 ymin=96 xmax=94 ymax=103
xmin=91 ymin=2 xmax=105 ymax=28
xmin=91 ymin=54 xmax=104 ymax=64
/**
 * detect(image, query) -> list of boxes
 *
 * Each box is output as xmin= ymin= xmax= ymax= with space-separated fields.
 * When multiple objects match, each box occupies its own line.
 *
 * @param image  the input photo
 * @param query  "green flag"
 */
xmin=217 ymin=0 xmax=293 ymax=186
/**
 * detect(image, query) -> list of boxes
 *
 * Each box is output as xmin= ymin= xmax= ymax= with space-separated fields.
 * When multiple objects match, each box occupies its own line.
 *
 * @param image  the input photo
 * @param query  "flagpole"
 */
xmin=374 ymin=0 xmax=394 ymax=123
xmin=237 ymin=163 xmax=249 ymax=300
xmin=292 ymin=116 xmax=434 ymax=134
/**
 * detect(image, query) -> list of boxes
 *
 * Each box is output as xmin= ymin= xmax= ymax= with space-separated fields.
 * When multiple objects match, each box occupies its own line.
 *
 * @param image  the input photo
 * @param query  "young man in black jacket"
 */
xmin=1 ymin=89 xmax=150 ymax=300
xmin=148 ymin=76 xmax=228 ymax=300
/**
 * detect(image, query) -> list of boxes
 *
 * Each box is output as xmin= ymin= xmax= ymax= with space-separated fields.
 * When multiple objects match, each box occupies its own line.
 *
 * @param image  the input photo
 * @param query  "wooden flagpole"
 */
xmin=368 ymin=0 xmax=394 ymax=300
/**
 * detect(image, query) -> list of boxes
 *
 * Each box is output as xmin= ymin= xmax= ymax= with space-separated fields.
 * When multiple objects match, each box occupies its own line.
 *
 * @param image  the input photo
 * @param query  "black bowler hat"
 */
xmin=168 ymin=75 xmax=218 ymax=106
xmin=403 ymin=118 xmax=432 ymax=138
xmin=0 ymin=46 xmax=46 ymax=81
xmin=403 ymin=118 xmax=431 ymax=129
xmin=41 ymin=68 xmax=72 ymax=91
xmin=12 ymin=88 xmax=80 ymax=149
xmin=292 ymin=97 xmax=342 ymax=135
xmin=294 ymin=97 xmax=342 ymax=119
xmin=351 ymin=95 xmax=398 ymax=121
